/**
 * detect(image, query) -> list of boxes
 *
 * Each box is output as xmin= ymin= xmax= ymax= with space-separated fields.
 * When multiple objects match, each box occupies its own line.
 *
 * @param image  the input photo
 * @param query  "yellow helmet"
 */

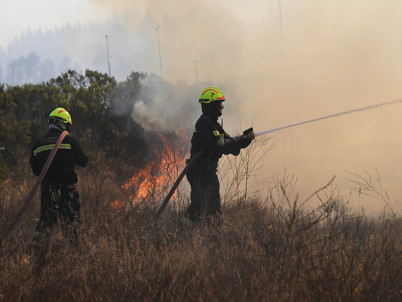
xmin=48 ymin=107 xmax=72 ymax=125
xmin=199 ymin=87 xmax=225 ymax=104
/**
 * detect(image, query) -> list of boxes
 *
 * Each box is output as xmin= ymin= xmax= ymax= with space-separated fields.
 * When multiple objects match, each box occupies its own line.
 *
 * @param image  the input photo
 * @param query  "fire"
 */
xmin=111 ymin=199 xmax=124 ymax=209
xmin=111 ymin=132 xmax=188 ymax=209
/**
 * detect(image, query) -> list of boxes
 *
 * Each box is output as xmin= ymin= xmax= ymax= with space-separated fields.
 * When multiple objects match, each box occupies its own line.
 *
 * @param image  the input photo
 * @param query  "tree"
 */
xmin=0 ymin=84 xmax=30 ymax=173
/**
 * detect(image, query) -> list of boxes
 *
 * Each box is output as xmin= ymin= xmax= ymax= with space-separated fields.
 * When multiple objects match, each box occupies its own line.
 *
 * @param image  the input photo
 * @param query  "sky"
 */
xmin=1 ymin=0 xmax=402 ymax=214
xmin=0 ymin=0 xmax=111 ymax=48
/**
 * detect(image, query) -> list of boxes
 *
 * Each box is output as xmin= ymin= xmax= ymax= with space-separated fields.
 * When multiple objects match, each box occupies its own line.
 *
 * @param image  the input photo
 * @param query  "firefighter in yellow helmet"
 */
xmin=30 ymin=108 xmax=88 ymax=243
xmin=185 ymin=87 xmax=255 ymax=222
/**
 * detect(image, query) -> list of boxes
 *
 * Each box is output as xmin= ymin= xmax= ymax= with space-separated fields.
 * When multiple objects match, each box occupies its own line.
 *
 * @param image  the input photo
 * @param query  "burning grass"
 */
xmin=0 ymin=142 xmax=401 ymax=301
xmin=111 ymin=132 xmax=188 ymax=209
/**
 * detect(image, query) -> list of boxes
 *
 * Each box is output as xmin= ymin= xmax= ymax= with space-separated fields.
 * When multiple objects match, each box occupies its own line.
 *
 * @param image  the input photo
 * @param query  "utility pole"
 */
xmin=278 ymin=0 xmax=284 ymax=54
xmin=193 ymin=60 xmax=199 ymax=83
xmin=155 ymin=25 xmax=164 ymax=78
xmin=105 ymin=35 xmax=111 ymax=76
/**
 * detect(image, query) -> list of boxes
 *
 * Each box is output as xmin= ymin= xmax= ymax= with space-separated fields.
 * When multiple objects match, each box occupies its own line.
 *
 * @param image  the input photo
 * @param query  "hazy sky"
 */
xmin=2 ymin=0 xmax=402 ymax=214
xmin=0 ymin=0 xmax=110 ymax=48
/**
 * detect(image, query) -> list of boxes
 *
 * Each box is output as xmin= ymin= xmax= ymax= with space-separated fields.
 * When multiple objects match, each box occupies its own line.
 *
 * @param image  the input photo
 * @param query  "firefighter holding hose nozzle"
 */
xmin=185 ymin=87 xmax=255 ymax=222
xmin=30 ymin=108 xmax=88 ymax=243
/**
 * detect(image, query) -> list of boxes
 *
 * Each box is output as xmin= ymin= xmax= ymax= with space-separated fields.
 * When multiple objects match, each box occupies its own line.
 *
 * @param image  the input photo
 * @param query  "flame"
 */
xmin=111 ymin=199 xmax=124 ymax=209
xmin=111 ymin=132 xmax=189 ymax=209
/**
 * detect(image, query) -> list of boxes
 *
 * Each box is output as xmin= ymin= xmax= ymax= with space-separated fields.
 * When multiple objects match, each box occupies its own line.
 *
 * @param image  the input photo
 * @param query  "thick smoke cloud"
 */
xmin=78 ymin=1 xmax=402 ymax=212
xmin=132 ymin=76 xmax=201 ymax=134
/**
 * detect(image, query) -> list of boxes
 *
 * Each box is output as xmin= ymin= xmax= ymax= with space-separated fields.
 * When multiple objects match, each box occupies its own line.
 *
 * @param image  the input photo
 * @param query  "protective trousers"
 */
xmin=186 ymin=164 xmax=221 ymax=222
xmin=33 ymin=183 xmax=80 ymax=242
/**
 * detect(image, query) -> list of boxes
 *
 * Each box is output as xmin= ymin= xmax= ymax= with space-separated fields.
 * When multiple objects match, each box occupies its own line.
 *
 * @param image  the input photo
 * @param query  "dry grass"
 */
xmin=0 ymin=157 xmax=401 ymax=301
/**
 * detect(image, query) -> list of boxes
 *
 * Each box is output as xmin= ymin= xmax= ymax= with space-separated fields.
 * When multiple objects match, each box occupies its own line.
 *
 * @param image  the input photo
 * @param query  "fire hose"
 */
xmin=156 ymin=151 xmax=202 ymax=218
xmin=156 ymin=97 xmax=402 ymax=217
xmin=0 ymin=131 xmax=69 ymax=242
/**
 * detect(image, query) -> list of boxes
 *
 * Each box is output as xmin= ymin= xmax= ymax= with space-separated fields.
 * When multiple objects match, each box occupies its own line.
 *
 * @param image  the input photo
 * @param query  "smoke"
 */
xmin=130 ymin=74 xmax=203 ymax=135
xmin=91 ymin=0 xmax=402 ymax=214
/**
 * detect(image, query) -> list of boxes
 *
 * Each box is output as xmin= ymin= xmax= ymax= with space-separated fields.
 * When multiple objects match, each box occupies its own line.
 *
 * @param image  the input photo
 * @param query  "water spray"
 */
xmin=254 ymin=98 xmax=402 ymax=138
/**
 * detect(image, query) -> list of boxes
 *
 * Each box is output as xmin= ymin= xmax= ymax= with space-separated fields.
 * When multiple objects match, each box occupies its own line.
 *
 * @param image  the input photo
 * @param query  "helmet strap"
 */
xmin=49 ymin=121 xmax=67 ymax=131
xmin=201 ymin=102 xmax=223 ymax=118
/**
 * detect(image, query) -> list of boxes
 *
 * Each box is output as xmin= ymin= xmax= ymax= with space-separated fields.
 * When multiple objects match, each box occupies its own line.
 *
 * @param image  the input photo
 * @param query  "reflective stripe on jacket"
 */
xmin=30 ymin=128 xmax=88 ymax=184
xmin=190 ymin=113 xmax=240 ymax=171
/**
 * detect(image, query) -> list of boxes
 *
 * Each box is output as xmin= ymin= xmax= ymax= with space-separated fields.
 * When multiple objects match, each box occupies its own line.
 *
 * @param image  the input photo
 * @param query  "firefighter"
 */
xmin=30 ymin=107 xmax=88 ymax=243
xmin=185 ymin=87 xmax=255 ymax=222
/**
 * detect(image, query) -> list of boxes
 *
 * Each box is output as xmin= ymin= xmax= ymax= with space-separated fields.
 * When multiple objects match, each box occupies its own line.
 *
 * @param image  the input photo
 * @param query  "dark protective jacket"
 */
xmin=30 ymin=128 xmax=88 ymax=184
xmin=190 ymin=112 xmax=241 ymax=171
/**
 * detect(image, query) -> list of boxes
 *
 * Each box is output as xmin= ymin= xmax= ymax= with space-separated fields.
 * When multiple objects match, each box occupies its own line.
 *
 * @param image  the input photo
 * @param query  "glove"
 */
xmin=218 ymin=128 xmax=254 ymax=148
xmin=238 ymin=127 xmax=254 ymax=148
xmin=242 ymin=127 xmax=255 ymax=140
